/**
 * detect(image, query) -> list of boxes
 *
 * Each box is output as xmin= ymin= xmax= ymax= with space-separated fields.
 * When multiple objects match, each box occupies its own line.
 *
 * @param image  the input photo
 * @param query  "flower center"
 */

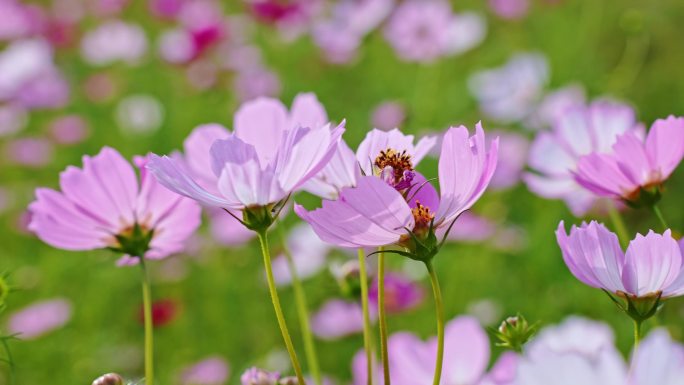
xmin=374 ymin=148 xmax=415 ymax=190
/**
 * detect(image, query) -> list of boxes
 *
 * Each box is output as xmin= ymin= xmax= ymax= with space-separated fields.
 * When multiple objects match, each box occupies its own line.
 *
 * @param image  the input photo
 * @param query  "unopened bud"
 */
xmin=494 ymin=314 xmax=538 ymax=353
xmin=92 ymin=373 xmax=124 ymax=385
xmin=241 ymin=367 xmax=280 ymax=385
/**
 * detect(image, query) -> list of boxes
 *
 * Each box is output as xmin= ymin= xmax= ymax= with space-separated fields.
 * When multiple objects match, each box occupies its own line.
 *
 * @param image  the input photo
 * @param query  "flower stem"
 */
xmin=425 ymin=261 xmax=445 ymax=385
xmin=652 ymin=204 xmax=669 ymax=231
xmin=1 ymin=336 xmax=15 ymax=385
xmin=257 ymin=231 xmax=306 ymax=385
xmin=633 ymin=319 xmax=642 ymax=353
xmin=277 ymin=225 xmax=321 ymax=385
xmin=358 ymin=249 xmax=374 ymax=385
xmin=607 ymin=202 xmax=629 ymax=249
xmin=139 ymin=258 xmax=154 ymax=385
xmin=377 ymin=248 xmax=391 ymax=385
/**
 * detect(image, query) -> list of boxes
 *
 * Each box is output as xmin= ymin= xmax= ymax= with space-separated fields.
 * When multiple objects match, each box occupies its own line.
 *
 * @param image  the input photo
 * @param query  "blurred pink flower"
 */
xmin=353 ymin=316 xmax=499 ymax=385
xmin=233 ymin=68 xmax=282 ymax=102
xmin=186 ymin=59 xmax=218 ymax=90
xmin=5 ymin=137 xmax=53 ymax=167
xmin=90 ymin=0 xmax=130 ymax=16
xmin=369 ymin=272 xmax=424 ymax=313
xmin=469 ymin=52 xmax=548 ymax=124
xmin=489 ymin=130 xmax=529 ymax=190
xmin=525 ymin=84 xmax=585 ymax=130
xmin=556 ymin=221 xmax=684 ymax=299
xmin=525 ymin=100 xmax=641 ymax=216
xmin=0 ymin=0 xmax=36 ymax=40
xmin=271 ymin=223 xmax=332 ymax=286
xmin=241 ymin=367 xmax=279 ymax=385
xmin=14 ymin=70 xmax=69 ymax=109
xmin=158 ymin=28 xmax=197 ymax=64
xmin=83 ymin=73 xmax=118 ymax=103
xmin=438 ymin=212 xmax=496 ymax=243
xmin=311 ymin=299 xmax=370 ymax=340
xmin=575 ymin=116 xmax=684 ymax=202
xmin=489 ymin=0 xmax=530 ymax=20
xmin=48 ymin=115 xmax=89 ymax=145
xmin=383 ymin=0 xmax=452 ymax=63
xmin=629 ymin=329 xmax=684 ymax=385
xmin=80 ymin=21 xmax=148 ymax=66
xmin=8 ymin=298 xmax=72 ymax=339
xmin=178 ymin=0 xmax=225 ymax=54
xmin=208 ymin=208 xmax=254 ymax=246
xmin=0 ymin=104 xmax=27 ymax=137
xmin=149 ymin=0 xmax=184 ymax=19
xmin=371 ymin=101 xmax=405 ymax=131
xmin=181 ymin=356 xmax=230 ymax=385
xmin=28 ymin=147 xmax=201 ymax=263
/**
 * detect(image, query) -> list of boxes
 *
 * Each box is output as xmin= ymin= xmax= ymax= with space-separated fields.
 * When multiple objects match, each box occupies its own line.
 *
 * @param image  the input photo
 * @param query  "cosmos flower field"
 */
xmin=2 ymin=0 xmax=684 ymax=384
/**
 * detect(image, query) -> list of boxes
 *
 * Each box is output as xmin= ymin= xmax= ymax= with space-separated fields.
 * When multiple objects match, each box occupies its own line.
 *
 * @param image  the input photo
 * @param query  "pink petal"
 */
xmin=623 ymin=230 xmax=682 ymax=297
xmin=233 ymin=97 xmax=288 ymax=167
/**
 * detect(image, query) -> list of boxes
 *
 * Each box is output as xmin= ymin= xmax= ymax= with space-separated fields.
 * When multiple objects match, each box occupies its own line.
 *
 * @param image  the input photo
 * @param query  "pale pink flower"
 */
xmin=7 ymin=298 xmax=72 ymax=339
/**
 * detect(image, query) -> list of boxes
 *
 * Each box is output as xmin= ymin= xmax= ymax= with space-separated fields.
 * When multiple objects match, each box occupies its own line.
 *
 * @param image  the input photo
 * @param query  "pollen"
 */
xmin=411 ymin=201 xmax=434 ymax=229
xmin=374 ymin=148 xmax=413 ymax=182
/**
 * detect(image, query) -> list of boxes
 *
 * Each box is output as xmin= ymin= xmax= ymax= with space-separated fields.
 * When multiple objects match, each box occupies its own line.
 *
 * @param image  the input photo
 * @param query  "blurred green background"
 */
xmin=3 ymin=0 xmax=684 ymax=383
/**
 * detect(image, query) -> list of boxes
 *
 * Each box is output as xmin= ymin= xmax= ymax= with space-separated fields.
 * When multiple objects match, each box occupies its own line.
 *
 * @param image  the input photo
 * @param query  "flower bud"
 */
xmin=494 ymin=314 xmax=538 ymax=353
xmin=241 ymin=367 xmax=280 ymax=385
xmin=334 ymin=260 xmax=363 ymax=299
xmin=92 ymin=373 xmax=125 ymax=385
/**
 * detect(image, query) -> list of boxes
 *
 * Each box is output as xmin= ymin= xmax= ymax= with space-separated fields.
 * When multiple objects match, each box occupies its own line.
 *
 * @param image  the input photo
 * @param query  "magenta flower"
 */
xmin=180 ymin=356 xmax=230 ymax=385
xmin=28 ymin=147 xmax=201 ymax=262
xmin=557 ymin=221 xmax=684 ymax=298
xmin=148 ymin=94 xmax=343 ymax=231
xmin=297 ymin=124 xmax=497 ymax=257
xmin=574 ymin=116 xmax=684 ymax=205
xmin=7 ymin=298 xmax=72 ymax=339
xmin=525 ymin=100 xmax=642 ymax=215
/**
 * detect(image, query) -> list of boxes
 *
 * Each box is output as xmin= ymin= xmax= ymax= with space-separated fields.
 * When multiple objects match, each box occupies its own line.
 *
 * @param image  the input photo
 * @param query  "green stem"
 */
xmin=425 ymin=261 xmax=445 ymax=385
xmin=277 ymin=225 xmax=321 ymax=385
xmin=652 ymin=204 xmax=669 ymax=231
xmin=377 ymin=248 xmax=391 ymax=385
xmin=1 ymin=337 xmax=14 ymax=385
xmin=257 ymin=231 xmax=306 ymax=385
xmin=607 ymin=202 xmax=630 ymax=249
xmin=633 ymin=319 xmax=642 ymax=353
xmin=358 ymin=249 xmax=374 ymax=385
xmin=139 ymin=258 xmax=154 ymax=385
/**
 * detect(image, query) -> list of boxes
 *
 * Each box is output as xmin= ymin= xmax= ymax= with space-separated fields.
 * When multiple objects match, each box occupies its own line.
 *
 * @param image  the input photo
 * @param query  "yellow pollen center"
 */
xmin=411 ymin=201 xmax=434 ymax=229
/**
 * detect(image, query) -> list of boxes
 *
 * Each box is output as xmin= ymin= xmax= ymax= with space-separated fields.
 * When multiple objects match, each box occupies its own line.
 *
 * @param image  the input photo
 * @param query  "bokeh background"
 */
xmin=2 ymin=0 xmax=684 ymax=383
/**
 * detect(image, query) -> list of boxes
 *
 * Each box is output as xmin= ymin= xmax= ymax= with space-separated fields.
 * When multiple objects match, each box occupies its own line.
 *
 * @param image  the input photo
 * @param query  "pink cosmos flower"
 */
xmin=489 ymin=0 xmax=530 ymax=20
xmin=368 ymin=272 xmax=424 ymax=313
xmin=49 ymin=115 xmax=89 ymax=145
xmin=297 ymin=124 xmax=497 ymax=252
xmin=468 ymin=53 xmax=548 ymax=124
xmin=80 ymin=21 xmax=148 ymax=66
xmin=311 ymin=299 xmax=369 ymax=340
xmin=304 ymin=128 xmax=436 ymax=199
xmin=383 ymin=0 xmax=483 ymax=63
xmin=148 ymin=94 xmax=343 ymax=227
xmin=489 ymin=130 xmax=529 ymax=190
xmin=7 ymin=298 xmax=72 ymax=339
xmin=180 ymin=356 xmax=230 ymax=385
xmin=5 ymin=137 xmax=53 ymax=167
xmin=352 ymin=316 xmax=509 ymax=385
xmin=525 ymin=100 xmax=642 ymax=216
xmin=629 ymin=329 xmax=684 ymax=385
xmin=525 ymin=84 xmax=586 ymax=130
xmin=271 ymin=223 xmax=332 ymax=286
xmin=574 ymin=116 xmax=684 ymax=203
xmin=371 ymin=101 xmax=406 ymax=131
xmin=0 ymin=0 xmax=36 ymax=40
xmin=28 ymin=147 xmax=201 ymax=263
xmin=556 ymin=221 xmax=684 ymax=299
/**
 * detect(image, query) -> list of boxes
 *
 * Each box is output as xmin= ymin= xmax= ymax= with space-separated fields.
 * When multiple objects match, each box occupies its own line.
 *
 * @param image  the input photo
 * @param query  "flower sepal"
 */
xmin=604 ymin=289 xmax=664 ymax=324
xmin=398 ymin=219 xmax=440 ymax=262
xmin=108 ymin=222 xmax=154 ymax=258
xmin=623 ymin=185 xmax=662 ymax=209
